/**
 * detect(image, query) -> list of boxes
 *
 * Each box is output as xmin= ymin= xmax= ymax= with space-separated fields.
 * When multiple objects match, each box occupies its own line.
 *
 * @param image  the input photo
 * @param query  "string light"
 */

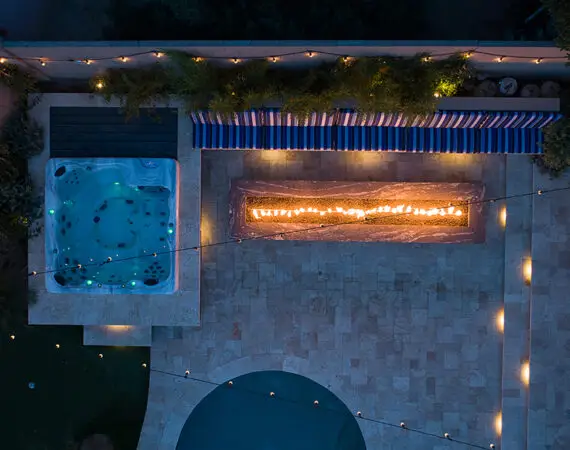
xmin=0 ymin=49 xmax=562 ymax=69
xmin=142 ymin=363 xmax=147 ymax=368
xmin=228 ymin=380 xmax=234 ymax=386
xmin=55 ymin=344 xmax=60 ymax=349
xmin=313 ymin=400 xmax=319 ymax=407
xmin=356 ymin=411 xmax=362 ymax=417
xmin=26 ymin=185 xmax=570 ymax=278
xmin=270 ymin=391 xmax=275 ymax=397
xmin=433 ymin=92 xmax=441 ymax=98
xmin=98 ymin=353 xmax=103 ymax=358
xmin=185 ymin=370 xmax=190 ymax=377
xmin=39 ymin=59 xmax=46 ymax=66
xmin=444 ymin=433 xmax=451 ymax=439
xmin=400 ymin=422 xmax=407 ymax=429
xmin=9 ymin=334 xmax=15 ymax=340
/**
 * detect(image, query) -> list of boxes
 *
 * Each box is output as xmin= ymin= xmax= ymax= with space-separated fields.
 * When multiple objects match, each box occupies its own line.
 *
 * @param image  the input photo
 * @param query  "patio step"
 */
xmin=500 ymin=157 xmax=534 ymax=450
xmin=83 ymin=325 xmax=152 ymax=347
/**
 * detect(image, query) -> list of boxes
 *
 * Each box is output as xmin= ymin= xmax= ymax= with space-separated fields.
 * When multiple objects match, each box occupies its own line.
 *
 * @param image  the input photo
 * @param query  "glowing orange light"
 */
xmin=494 ymin=412 xmax=502 ymax=436
xmin=523 ymin=258 xmax=532 ymax=285
xmin=521 ymin=361 xmax=530 ymax=386
xmin=499 ymin=206 xmax=507 ymax=228
xmin=251 ymin=204 xmax=464 ymax=221
xmin=496 ymin=309 xmax=504 ymax=333
xmin=0 ymin=58 xmax=6 ymax=64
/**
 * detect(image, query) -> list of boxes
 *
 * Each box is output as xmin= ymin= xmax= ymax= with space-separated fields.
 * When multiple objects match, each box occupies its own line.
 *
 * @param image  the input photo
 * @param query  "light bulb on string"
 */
xmin=306 ymin=51 xmax=315 ymax=58
xmin=119 ymin=56 xmax=128 ymax=62
xmin=535 ymin=58 xmax=543 ymax=64
xmin=83 ymin=59 xmax=92 ymax=65
xmin=9 ymin=334 xmax=15 ymax=340
xmin=39 ymin=59 xmax=46 ymax=66
xmin=154 ymin=51 xmax=164 ymax=58
xmin=55 ymin=344 xmax=60 ymax=349
xmin=231 ymin=58 xmax=241 ymax=64
xmin=496 ymin=56 xmax=505 ymax=63
xmin=269 ymin=56 xmax=279 ymax=63
xmin=0 ymin=58 xmax=5 ymax=64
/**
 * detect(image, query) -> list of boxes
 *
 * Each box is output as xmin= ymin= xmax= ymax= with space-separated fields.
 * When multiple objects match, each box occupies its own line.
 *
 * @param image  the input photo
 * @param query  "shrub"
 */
xmin=535 ymin=118 xmax=570 ymax=177
xmin=93 ymin=51 xmax=473 ymax=119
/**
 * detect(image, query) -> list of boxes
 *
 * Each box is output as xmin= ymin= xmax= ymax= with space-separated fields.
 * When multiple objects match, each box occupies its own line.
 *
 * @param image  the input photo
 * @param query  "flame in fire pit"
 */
xmin=245 ymin=197 xmax=468 ymax=227
xmin=252 ymin=205 xmax=463 ymax=220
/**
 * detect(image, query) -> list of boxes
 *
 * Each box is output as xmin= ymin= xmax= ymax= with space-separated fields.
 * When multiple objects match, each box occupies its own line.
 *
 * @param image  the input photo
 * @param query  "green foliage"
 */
xmin=0 ymin=62 xmax=38 ymax=101
xmin=542 ymin=0 xmax=570 ymax=52
xmin=0 ymin=107 xmax=44 ymax=158
xmin=94 ymin=52 xmax=473 ymax=119
xmin=535 ymin=118 xmax=570 ymax=177
xmin=0 ymin=180 xmax=43 ymax=237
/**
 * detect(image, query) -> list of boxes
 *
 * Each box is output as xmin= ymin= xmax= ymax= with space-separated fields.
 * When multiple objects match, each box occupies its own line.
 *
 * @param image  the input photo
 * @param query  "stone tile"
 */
xmin=140 ymin=151 xmax=505 ymax=450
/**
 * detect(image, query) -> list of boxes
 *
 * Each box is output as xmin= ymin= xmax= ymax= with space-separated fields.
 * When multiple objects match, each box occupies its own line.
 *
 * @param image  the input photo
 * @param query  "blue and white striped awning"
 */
xmin=190 ymin=109 xmax=557 ymax=153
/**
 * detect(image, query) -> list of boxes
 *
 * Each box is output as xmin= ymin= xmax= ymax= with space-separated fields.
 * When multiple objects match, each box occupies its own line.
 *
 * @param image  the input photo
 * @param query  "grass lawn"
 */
xmin=0 ymin=324 xmax=149 ymax=450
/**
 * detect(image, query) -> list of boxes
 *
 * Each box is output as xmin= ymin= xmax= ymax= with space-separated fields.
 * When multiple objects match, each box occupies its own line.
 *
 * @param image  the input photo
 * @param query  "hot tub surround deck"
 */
xmin=230 ymin=181 xmax=485 ymax=243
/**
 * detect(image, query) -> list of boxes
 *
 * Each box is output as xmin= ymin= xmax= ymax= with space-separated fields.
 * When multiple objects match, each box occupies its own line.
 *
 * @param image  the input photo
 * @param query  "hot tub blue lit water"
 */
xmin=45 ymin=158 xmax=179 ymax=294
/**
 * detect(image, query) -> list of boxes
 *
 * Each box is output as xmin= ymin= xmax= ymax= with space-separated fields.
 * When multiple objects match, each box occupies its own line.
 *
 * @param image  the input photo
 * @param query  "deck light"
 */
xmin=86 ymin=280 xmax=93 ymax=286
xmin=521 ymin=361 xmax=530 ymax=386
xmin=494 ymin=412 xmax=502 ymax=436
xmin=499 ymin=206 xmax=507 ymax=228
xmin=523 ymin=258 xmax=532 ymax=285
xmin=496 ymin=309 xmax=504 ymax=333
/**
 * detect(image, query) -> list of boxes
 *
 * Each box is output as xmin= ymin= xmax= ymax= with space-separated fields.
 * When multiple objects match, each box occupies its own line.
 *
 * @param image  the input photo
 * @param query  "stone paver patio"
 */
xmin=140 ymin=151 xmax=508 ymax=450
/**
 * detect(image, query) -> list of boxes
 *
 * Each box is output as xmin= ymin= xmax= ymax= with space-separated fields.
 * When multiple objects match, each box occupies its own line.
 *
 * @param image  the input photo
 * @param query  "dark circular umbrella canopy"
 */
xmin=176 ymin=370 xmax=366 ymax=450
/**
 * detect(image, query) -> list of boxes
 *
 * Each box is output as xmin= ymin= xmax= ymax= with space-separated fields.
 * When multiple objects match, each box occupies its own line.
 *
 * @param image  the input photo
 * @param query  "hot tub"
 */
xmin=45 ymin=158 xmax=179 ymax=294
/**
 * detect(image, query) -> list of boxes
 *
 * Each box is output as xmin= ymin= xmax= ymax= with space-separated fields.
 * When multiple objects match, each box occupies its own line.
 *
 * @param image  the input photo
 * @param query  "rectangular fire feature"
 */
xmin=230 ymin=181 xmax=485 ymax=244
